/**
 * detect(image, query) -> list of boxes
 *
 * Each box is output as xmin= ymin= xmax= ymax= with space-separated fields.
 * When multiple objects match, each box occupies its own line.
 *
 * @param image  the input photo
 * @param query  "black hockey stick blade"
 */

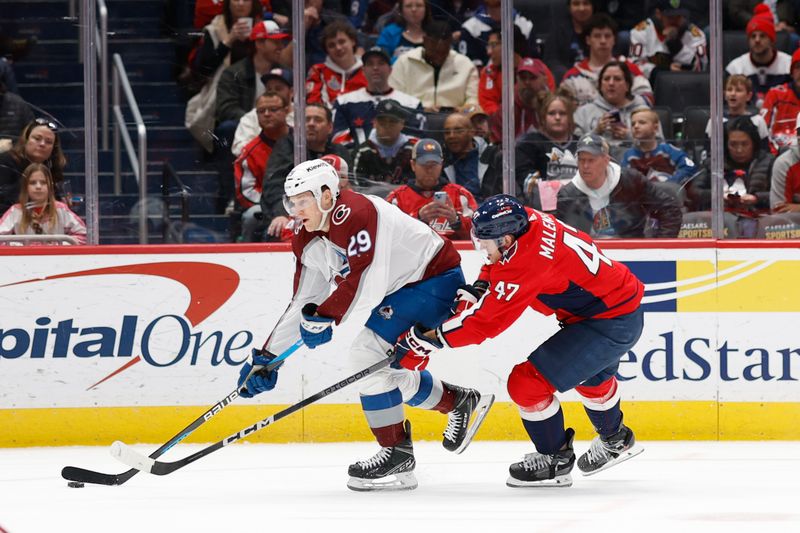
xmin=60 ymin=341 xmax=302 ymax=485
xmin=111 ymin=355 xmax=394 ymax=477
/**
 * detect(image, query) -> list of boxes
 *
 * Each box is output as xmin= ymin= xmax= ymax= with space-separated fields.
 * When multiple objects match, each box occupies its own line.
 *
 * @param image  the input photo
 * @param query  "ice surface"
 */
xmin=1 ymin=440 xmax=799 ymax=532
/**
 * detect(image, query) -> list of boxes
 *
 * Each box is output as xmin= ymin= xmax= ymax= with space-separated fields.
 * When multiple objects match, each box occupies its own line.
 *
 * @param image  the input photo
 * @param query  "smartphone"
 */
xmin=609 ymin=110 xmax=622 ymax=123
xmin=433 ymin=191 xmax=448 ymax=203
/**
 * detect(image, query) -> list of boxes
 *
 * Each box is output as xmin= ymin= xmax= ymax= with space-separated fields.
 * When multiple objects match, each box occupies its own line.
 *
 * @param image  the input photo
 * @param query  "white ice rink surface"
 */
xmin=2 ymin=440 xmax=799 ymax=533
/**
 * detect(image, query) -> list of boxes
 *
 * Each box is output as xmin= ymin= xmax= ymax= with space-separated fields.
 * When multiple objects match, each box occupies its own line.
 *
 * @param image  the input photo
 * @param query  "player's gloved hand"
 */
xmin=391 ymin=323 xmax=443 ymax=371
xmin=237 ymin=349 xmax=281 ymax=398
xmin=453 ymin=280 xmax=490 ymax=314
xmin=300 ymin=303 xmax=334 ymax=349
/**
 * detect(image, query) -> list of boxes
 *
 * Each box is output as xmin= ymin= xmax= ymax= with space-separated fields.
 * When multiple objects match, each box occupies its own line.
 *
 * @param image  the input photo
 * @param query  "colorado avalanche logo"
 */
xmin=332 ymin=205 xmax=351 ymax=225
xmin=378 ymin=305 xmax=393 ymax=320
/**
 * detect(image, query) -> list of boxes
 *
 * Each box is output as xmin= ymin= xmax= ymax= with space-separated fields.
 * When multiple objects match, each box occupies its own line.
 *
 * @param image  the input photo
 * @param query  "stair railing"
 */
xmin=112 ymin=53 xmax=148 ymax=244
xmin=97 ymin=0 xmax=109 ymax=149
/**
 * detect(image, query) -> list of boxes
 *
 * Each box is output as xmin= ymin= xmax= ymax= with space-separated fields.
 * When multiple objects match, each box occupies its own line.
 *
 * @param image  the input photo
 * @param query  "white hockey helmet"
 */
xmin=284 ymin=158 xmax=340 ymax=202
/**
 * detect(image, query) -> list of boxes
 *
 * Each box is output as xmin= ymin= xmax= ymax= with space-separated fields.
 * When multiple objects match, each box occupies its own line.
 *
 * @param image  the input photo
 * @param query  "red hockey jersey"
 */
xmin=306 ymin=58 xmax=368 ymax=107
xmin=761 ymin=82 xmax=800 ymax=153
xmin=439 ymin=208 xmax=643 ymax=348
xmin=386 ymin=182 xmax=477 ymax=240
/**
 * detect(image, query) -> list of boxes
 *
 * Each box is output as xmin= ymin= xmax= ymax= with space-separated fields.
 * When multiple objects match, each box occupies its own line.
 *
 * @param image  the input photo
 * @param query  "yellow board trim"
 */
xmin=3 ymin=401 xmax=799 ymax=447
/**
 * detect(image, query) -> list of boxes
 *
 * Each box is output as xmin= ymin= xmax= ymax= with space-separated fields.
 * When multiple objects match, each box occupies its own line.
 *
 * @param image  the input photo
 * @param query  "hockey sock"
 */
xmin=404 ymin=370 xmax=449 ymax=412
xmin=519 ymin=399 xmax=566 ymax=455
xmin=583 ymin=400 xmax=623 ymax=438
xmin=360 ymin=388 xmax=407 ymax=447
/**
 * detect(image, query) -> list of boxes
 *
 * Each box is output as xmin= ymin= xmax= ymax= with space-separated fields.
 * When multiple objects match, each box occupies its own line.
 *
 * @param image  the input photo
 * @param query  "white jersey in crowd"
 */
xmin=629 ymin=18 xmax=708 ymax=79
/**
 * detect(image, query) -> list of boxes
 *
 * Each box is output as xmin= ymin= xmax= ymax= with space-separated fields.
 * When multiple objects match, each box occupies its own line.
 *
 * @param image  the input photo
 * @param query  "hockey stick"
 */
xmin=61 ymin=339 xmax=304 ymax=486
xmin=110 ymin=355 xmax=394 ymax=476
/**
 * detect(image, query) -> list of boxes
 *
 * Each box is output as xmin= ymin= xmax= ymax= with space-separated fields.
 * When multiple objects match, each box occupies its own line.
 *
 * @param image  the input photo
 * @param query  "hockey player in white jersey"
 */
xmin=236 ymin=159 xmax=494 ymax=491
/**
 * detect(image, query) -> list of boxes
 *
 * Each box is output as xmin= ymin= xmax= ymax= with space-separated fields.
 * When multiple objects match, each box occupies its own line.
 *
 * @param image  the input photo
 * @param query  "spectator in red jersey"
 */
xmin=306 ymin=20 xmax=368 ymax=107
xmin=478 ymin=26 xmax=537 ymax=116
xmin=386 ymin=138 xmax=477 ymax=240
xmin=561 ymin=14 xmax=653 ymax=107
xmin=487 ymin=57 xmax=555 ymax=142
xmin=761 ymin=48 xmax=800 ymax=153
xmin=233 ymin=91 xmax=290 ymax=241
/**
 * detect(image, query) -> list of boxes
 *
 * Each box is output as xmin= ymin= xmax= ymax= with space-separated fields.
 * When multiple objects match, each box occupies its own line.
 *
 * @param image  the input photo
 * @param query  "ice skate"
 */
xmin=506 ymin=428 xmax=576 ymax=488
xmin=442 ymin=384 xmax=495 ymax=454
xmin=347 ymin=420 xmax=417 ymax=491
xmin=577 ymin=422 xmax=643 ymax=476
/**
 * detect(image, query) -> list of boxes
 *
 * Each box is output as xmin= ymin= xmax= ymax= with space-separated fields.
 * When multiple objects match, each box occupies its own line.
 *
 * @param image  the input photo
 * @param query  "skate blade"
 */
xmin=506 ymin=473 xmax=573 ymax=488
xmin=347 ymin=472 xmax=418 ymax=492
xmin=580 ymin=445 xmax=644 ymax=477
xmin=454 ymin=394 xmax=495 ymax=455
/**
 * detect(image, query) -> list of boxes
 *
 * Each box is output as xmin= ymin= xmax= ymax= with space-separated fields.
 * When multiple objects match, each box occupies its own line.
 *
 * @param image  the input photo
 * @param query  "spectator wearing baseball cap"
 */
xmin=628 ymin=0 xmax=708 ymax=81
xmin=232 ymin=68 xmax=295 ymax=157
xmin=331 ymin=46 xmax=423 ymax=149
xmin=389 ymin=19 xmax=479 ymax=112
xmin=761 ymin=48 xmax=800 ymax=153
xmin=352 ymin=99 xmax=418 ymax=190
xmin=478 ymin=25 xmax=537 ymax=116
xmin=555 ymin=132 xmax=682 ymax=238
xmin=486 ymin=57 xmax=556 ymax=142
xmin=386 ymin=138 xmax=478 ymax=240
xmin=725 ymin=4 xmax=792 ymax=108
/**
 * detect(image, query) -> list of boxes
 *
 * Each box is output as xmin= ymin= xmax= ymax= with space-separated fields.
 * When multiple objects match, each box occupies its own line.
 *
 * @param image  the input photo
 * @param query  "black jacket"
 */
xmin=0 ymin=91 xmax=34 ymax=141
xmin=556 ymin=164 xmax=682 ymax=238
xmin=259 ymin=132 xmax=352 ymax=221
xmin=352 ymin=138 xmax=415 ymax=187
xmin=215 ymin=57 xmax=257 ymax=125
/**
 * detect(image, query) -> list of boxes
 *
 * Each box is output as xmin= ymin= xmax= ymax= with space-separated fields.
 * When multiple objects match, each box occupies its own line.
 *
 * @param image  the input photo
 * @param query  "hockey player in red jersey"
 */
xmin=236 ymin=159 xmax=494 ymax=491
xmin=394 ymin=194 xmax=645 ymax=487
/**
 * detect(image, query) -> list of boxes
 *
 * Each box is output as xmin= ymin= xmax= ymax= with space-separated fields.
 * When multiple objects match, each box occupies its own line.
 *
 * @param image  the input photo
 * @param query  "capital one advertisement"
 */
xmin=1 ymin=244 xmax=799 ymax=438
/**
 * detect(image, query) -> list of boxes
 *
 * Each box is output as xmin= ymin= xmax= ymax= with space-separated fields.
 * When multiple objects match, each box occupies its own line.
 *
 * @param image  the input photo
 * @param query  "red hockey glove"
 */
xmin=453 ymin=280 xmax=490 ymax=315
xmin=392 ymin=323 xmax=443 ymax=371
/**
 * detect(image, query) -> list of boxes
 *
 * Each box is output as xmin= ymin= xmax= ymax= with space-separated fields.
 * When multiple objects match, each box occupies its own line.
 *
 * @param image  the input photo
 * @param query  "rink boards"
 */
xmin=1 ymin=241 xmax=799 ymax=446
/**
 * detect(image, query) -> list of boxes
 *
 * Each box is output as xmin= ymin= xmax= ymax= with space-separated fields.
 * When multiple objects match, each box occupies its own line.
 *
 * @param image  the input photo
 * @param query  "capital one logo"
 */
xmin=0 ymin=262 xmax=246 ymax=390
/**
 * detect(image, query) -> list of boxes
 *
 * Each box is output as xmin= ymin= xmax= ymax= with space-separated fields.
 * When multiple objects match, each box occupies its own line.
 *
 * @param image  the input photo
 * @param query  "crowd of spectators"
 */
xmin=7 ymin=0 xmax=800 ymax=244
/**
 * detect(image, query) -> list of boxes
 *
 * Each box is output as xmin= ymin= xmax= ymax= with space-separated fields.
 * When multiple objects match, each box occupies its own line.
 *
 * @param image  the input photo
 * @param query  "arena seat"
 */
xmin=654 ymin=71 xmax=710 ymax=116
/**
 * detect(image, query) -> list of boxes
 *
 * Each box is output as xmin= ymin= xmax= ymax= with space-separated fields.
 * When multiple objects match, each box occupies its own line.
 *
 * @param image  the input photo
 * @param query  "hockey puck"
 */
xmin=67 ymin=481 xmax=85 ymax=488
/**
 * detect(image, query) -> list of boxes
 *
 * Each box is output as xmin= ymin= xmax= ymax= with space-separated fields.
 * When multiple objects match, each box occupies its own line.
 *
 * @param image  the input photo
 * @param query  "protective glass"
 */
xmin=470 ymin=228 xmax=501 ymax=265
xmin=282 ymin=193 xmax=318 ymax=217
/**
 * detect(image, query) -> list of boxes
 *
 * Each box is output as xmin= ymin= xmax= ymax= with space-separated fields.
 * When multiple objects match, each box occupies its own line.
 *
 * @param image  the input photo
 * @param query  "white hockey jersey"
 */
xmin=264 ymin=189 xmax=461 ymax=355
xmin=629 ymin=18 xmax=708 ymax=79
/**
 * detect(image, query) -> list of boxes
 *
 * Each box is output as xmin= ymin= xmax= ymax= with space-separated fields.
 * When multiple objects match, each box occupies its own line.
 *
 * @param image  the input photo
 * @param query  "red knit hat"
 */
xmin=791 ymin=47 xmax=800 ymax=69
xmin=746 ymin=4 xmax=776 ymax=42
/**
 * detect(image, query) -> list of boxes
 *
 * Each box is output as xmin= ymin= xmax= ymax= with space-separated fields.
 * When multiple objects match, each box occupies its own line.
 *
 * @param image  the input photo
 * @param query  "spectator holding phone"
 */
xmin=386 ymin=138 xmax=477 ymax=240
xmin=574 ymin=61 xmax=650 ymax=158
xmin=688 ymin=116 xmax=773 ymax=237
